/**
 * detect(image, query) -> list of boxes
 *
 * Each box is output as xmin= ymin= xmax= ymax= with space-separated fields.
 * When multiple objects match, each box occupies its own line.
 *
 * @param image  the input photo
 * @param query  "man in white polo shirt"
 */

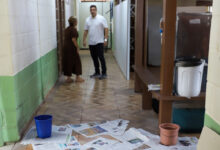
xmin=83 ymin=5 xmax=108 ymax=80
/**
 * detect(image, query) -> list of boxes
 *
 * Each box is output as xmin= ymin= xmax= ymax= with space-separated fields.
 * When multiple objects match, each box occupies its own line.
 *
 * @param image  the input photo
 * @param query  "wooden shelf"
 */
xmin=133 ymin=65 xmax=160 ymax=110
xmin=133 ymin=66 xmax=160 ymax=84
xmin=152 ymin=91 xmax=206 ymax=101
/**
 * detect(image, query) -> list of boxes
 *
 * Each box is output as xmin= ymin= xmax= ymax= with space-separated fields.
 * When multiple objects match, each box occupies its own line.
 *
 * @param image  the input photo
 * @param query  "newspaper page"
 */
xmin=68 ymin=122 xmax=99 ymax=132
xmin=32 ymin=143 xmax=60 ymax=150
xmin=78 ymin=126 xmax=108 ymax=137
xmin=33 ymin=136 xmax=81 ymax=150
xmin=113 ymin=128 xmax=149 ymax=149
xmin=99 ymin=119 xmax=129 ymax=136
xmin=82 ymin=137 xmax=118 ymax=150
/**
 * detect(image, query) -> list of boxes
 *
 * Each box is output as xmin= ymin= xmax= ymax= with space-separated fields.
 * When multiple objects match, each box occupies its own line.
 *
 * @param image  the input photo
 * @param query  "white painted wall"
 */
xmin=113 ymin=0 xmax=130 ymax=80
xmin=205 ymin=0 xmax=220 ymax=124
xmin=0 ymin=0 xmax=13 ymax=76
xmin=4 ymin=0 xmax=57 ymax=75
xmin=65 ymin=0 xmax=75 ymax=27
xmin=198 ymin=0 xmax=220 ymax=148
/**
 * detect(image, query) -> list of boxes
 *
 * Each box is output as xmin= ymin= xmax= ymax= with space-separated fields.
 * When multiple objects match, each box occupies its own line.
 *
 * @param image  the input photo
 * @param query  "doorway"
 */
xmin=56 ymin=0 xmax=133 ymax=80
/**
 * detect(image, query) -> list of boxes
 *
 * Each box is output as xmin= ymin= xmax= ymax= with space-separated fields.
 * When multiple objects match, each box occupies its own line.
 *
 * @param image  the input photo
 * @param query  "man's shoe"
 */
xmin=99 ymin=74 xmax=107 ymax=80
xmin=90 ymin=73 xmax=100 ymax=78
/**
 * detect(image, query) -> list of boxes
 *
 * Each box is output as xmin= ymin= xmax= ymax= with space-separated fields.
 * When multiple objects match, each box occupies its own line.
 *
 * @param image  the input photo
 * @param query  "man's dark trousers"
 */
xmin=89 ymin=43 xmax=107 ymax=75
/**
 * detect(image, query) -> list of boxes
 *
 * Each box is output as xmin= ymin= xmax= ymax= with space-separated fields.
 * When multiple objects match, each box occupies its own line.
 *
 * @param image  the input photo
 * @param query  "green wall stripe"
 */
xmin=41 ymin=49 xmax=58 ymax=97
xmin=0 ymin=77 xmax=20 ymax=143
xmin=205 ymin=113 xmax=220 ymax=134
xmin=0 ymin=49 xmax=58 ymax=146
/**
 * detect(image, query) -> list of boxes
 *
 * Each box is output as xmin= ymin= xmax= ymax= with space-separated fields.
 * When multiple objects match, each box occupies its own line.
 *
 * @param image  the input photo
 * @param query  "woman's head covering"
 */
xmin=68 ymin=16 xmax=77 ymax=26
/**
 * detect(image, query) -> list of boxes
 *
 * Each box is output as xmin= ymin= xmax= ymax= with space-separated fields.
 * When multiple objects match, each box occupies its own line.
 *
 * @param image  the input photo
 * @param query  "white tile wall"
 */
xmin=0 ymin=0 xmax=13 ymax=76
xmin=7 ymin=0 xmax=57 ymax=75
xmin=38 ymin=0 xmax=57 ymax=57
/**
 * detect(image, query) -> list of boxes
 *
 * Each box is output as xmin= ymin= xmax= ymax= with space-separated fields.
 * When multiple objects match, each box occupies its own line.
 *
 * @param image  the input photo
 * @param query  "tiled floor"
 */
xmin=40 ymin=50 xmax=159 ymax=133
xmin=2 ymin=51 xmax=198 ymax=150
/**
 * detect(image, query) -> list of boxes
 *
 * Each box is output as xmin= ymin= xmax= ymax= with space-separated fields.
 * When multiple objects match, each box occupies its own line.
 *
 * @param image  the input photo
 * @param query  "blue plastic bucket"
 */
xmin=34 ymin=115 xmax=53 ymax=138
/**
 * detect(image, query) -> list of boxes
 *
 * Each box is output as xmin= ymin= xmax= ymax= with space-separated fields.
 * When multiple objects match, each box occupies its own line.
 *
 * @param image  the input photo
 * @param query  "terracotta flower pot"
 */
xmin=159 ymin=123 xmax=180 ymax=146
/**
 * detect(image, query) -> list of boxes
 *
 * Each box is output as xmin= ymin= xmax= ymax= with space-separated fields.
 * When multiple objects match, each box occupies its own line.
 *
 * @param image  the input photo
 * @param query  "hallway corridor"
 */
xmin=1 ymin=0 xmax=220 ymax=149
xmin=8 ymin=51 xmax=158 ymax=150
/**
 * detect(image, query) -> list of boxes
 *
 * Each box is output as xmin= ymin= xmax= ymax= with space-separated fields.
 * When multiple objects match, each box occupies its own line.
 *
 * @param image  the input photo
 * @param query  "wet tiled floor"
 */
xmin=43 ymin=51 xmax=158 ymax=132
xmin=3 ymin=51 xmax=199 ymax=150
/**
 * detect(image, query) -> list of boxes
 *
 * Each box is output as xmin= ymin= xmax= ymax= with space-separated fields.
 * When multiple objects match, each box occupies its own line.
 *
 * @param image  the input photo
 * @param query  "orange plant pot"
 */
xmin=159 ymin=123 xmax=180 ymax=146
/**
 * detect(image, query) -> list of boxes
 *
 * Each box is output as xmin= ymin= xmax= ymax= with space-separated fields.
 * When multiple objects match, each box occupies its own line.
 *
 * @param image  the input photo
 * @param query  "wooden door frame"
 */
xmin=56 ymin=0 xmax=66 ymax=76
xmin=134 ymin=0 xmax=145 ymax=67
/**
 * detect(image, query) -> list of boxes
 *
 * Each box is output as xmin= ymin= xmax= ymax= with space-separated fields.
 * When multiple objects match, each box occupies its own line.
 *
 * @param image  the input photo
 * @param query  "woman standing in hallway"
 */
xmin=63 ymin=17 xmax=84 ymax=83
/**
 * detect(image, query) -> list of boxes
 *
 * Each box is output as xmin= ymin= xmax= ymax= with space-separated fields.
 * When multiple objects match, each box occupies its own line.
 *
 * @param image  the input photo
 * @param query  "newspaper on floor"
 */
xmin=58 ymin=136 xmax=81 ymax=150
xmin=78 ymin=126 xmax=108 ymax=138
xmin=68 ymin=122 xmax=99 ymax=132
xmin=21 ymin=125 xmax=72 ymax=145
xmin=82 ymin=137 xmax=118 ymax=150
xmin=148 ymin=84 xmax=160 ymax=91
xmin=22 ymin=121 xmax=199 ymax=150
xmin=109 ymin=142 xmax=151 ymax=150
xmin=138 ymin=129 xmax=198 ymax=150
xmin=33 ymin=136 xmax=81 ymax=150
xmin=58 ymin=141 xmax=81 ymax=150
xmin=53 ymin=125 xmax=73 ymax=135
xmin=99 ymin=119 xmax=129 ymax=136
xmin=33 ymin=142 xmax=81 ymax=150
xmin=32 ymin=143 xmax=60 ymax=150
xmin=106 ymin=142 xmax=133 ymax=150
xmin=112 ymin=128 xmax=149 ymax=149
xmin=68 ymin=121 xmax=110 ymax=138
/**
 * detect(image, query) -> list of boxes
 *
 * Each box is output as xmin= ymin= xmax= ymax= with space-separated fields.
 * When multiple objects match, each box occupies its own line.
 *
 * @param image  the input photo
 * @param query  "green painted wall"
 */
xmin=0 ymin=77 xmax=19 ymax=144
xmin=0 ymin=49 xmax=58 ymax=146
xmin=41 ymin=49 xmax=59 ymax=97
xmin=205 ymin=114 xmax=220 ymax=135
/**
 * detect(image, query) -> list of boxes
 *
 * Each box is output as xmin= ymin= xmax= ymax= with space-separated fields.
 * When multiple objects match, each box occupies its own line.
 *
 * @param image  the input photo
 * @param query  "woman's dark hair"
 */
xmin=90 ymin=5 xmax=97 ymax=10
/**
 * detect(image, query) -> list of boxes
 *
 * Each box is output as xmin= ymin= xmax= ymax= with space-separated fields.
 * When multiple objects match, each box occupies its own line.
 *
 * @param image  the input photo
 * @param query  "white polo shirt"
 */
xmin=84 ymin=14 xmax=108 ymax=45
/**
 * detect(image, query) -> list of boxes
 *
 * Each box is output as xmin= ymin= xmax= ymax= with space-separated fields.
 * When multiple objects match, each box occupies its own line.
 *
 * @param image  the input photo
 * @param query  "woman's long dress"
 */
xmin=62 ymin=26 xmax=82 ymax=76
